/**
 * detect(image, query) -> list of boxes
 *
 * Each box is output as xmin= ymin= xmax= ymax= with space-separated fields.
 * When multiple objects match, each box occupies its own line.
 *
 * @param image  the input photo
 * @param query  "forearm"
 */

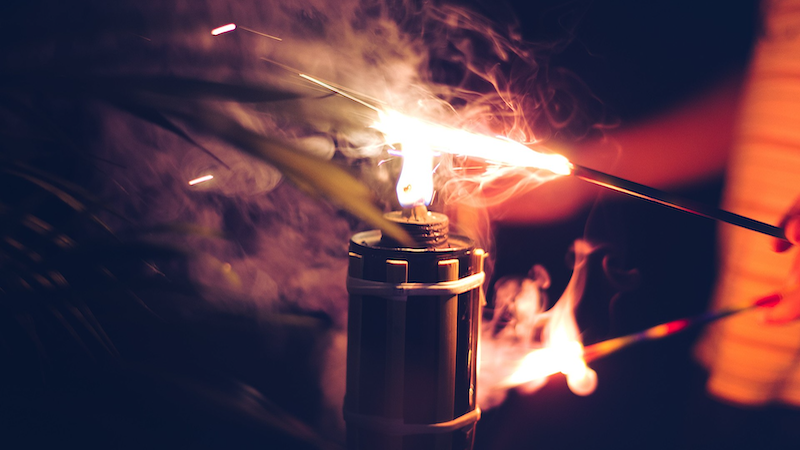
xmin=491 ymin=73 xmax=745 ymax=224
xmin=574 ymin=74 xmax=744 ymax=190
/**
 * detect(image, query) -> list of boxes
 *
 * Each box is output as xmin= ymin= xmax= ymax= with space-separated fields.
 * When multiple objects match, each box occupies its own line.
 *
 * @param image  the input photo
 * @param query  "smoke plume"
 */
xmin=5 ymin=0 xmax=608 ymax=437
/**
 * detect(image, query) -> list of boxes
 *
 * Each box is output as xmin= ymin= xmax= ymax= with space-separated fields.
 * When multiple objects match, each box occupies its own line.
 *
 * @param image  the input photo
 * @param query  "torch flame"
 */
xmin=480 ymin=241 xmax=598 ymax=405
xmin=378 ymin=112 xmax=435 ymax=206
xmin=298 ymin=75 xmax=573 ymax=208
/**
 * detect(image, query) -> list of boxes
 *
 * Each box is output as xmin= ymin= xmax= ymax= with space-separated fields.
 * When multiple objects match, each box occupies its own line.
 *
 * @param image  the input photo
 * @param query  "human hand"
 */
xmin=761 ymin=199 xmax=800 ymax=324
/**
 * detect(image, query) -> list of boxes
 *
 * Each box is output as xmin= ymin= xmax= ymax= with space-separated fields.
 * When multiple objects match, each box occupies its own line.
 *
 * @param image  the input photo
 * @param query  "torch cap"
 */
xmin=380 ymin=206 xmax=449 ymax=248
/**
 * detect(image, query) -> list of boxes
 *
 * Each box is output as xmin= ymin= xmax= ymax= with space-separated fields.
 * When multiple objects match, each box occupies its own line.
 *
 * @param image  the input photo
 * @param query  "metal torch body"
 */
xmin=345 ymin=225 xmax=484 ymax=450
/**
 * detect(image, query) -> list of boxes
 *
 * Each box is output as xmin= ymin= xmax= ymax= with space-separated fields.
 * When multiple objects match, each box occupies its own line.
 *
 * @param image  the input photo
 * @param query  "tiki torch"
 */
xmin=344 ymin=114 xmax=486 ymax=450
xmin=344 ymin=205 xmax=486 ymax=450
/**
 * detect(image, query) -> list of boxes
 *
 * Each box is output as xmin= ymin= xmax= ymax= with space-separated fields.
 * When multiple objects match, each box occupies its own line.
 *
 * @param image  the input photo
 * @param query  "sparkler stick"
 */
xmin=570 ymin=164 xmax=787 ymax=241
xmin=581 ymin=294 xmax=783 ymax=363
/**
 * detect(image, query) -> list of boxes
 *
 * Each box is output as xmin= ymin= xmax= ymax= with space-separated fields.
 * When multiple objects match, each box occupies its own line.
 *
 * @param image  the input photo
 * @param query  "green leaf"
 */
xmin=162 ymin=103 xmax=413 ymax=245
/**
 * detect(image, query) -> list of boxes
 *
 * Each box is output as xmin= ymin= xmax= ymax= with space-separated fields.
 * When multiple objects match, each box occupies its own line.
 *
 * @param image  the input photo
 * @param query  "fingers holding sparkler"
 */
xmin=773 ymin=197 xmax=800 ymax=252
xmin=760 ymin=201 xmax=800 ymax=324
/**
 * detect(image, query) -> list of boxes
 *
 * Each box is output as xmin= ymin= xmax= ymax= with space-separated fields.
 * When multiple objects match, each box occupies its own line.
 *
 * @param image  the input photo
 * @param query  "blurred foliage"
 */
xmin=0 ymin=66 xmax=410 ymax=450
xmin=0 ymin=0 xmax=419 ymax=446
xmin=0 ymin=88 xmax=339 ymax=448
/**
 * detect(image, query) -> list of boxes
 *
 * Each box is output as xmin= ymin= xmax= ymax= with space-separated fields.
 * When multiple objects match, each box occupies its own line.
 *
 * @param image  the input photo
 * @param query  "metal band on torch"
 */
xmin=343 ymin=407 xmax=481 ymax=436
xmin=346 ymin=271 xmax=486 ymax=298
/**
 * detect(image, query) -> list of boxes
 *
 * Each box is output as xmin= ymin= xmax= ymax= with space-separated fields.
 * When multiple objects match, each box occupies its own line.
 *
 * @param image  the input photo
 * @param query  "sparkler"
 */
xmin=301 ymin=74 xmax=786 ymax=241
xmin=305 ymin=72 xmax=787 ymax=241
xmin=381 ymin=107 xmax=788 ymax=239
xmin=376 ymin=106 xmax=786 ymax=240
xmin=582 ymin=293 xmax=782 ymax=363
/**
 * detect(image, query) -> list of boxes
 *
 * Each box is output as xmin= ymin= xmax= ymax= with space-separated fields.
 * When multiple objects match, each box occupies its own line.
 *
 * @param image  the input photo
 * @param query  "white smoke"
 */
xmin=8 ymin=0 xmax=605 ymax=438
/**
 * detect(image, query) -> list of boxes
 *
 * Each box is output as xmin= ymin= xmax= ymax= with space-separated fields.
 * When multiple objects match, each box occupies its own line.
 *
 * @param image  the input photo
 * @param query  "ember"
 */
xmin=210 ymin=23 xmax=236 ymax=36
xmin=188 ymin=174 xmax=214 ymax=186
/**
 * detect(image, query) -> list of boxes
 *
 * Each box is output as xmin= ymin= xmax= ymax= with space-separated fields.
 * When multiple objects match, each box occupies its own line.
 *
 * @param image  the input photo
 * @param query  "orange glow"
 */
xmin=188 ymin=175 xmax=214 ymax=186
xmin=373 ymin=109 xmax=573 ymax=177
xmin=211 ymin=23 xmax=237 ymax=36
xmin=504 ymin=338 xmax=597 ymax=397
xmin=492 ymin=240 xmax=598 ymax=397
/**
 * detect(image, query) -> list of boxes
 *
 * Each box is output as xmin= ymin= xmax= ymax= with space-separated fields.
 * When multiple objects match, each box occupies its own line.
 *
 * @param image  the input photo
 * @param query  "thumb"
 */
xmin=762 ymin=289 xmax=800 ymax=324
xmin=774 ymin=215 xmax=800 ymax=253
xmin=787 ymin=218 xmax=800 ymax=246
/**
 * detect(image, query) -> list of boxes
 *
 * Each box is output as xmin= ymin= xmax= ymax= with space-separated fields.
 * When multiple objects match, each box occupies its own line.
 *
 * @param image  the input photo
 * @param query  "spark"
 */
xmin=211 ymin=23 xmax=237 ymax=36
xmin=188 ymin=175 xmax=214 ymax=186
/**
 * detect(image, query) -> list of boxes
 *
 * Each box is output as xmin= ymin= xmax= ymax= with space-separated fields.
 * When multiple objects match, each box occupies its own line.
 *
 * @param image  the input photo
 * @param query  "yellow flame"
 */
xmin=504 ymin=340 xmax=596 ymax=396
xmin=395 ymin=143 xmax=434 ymax=206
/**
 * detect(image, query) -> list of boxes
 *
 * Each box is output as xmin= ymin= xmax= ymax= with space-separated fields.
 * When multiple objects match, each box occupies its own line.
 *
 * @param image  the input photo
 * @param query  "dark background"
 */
xmin=0 ymin=0 xmax=770 ymax=449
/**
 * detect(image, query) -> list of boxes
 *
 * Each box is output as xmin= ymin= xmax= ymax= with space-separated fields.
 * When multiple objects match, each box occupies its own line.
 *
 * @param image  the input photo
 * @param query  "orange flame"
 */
xmin=480 ymin=241 xmax=598 ymax=405
xmin=504 ymin=241 xmax=597 ymax=396
xmin=503 ymin=332 xmax=597 ymax=397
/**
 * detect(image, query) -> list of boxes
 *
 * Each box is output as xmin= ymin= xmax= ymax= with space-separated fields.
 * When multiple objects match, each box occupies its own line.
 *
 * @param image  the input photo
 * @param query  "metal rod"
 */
xmin=582 ymin=294 xmax=781 ymax=363
xmin=570 ymin=164 xmax=787 ymax=241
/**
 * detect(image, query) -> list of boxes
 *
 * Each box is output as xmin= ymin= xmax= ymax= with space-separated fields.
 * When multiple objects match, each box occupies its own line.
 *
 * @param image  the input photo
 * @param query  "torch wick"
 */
xmin=403 ymin=204 xmax=430 ymax=222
